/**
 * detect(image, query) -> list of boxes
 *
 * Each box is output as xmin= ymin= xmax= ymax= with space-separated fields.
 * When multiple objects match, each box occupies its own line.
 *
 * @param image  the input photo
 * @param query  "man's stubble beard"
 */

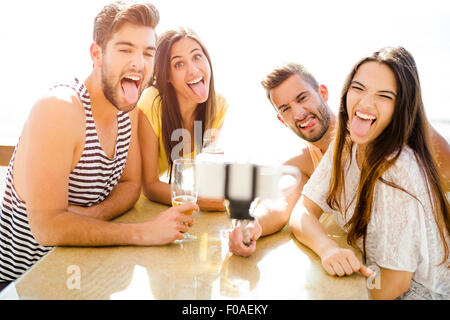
xmin=101 ymin=65 xmax=147 ymax=113
xmin=292 ymin=100 xmax=331 ymax=143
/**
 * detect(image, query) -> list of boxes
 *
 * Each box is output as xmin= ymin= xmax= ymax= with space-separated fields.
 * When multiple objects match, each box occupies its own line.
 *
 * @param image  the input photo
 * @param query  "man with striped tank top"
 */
xmin=228 ymin=62 xmax=450 ymax=258
xmin=0 ymin=1 xmax=197 ymax=289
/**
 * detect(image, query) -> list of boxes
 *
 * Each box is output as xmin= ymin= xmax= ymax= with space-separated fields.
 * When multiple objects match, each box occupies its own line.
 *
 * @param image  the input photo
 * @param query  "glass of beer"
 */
xmin=171 ymin=158 xmax=198 ymax=241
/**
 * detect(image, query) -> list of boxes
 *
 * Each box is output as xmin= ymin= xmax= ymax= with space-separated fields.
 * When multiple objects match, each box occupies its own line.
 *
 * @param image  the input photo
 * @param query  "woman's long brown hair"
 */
xmin=327 ymin=47 xmax=449 ymax=265
xmin=152 ymin=27 xmax=217 ymax=174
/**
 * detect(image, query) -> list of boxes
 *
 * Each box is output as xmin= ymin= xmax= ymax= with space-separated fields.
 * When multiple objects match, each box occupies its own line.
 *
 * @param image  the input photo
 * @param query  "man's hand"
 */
xmin=137 ymin=202 xmax=198 ymax=245
xmin=320 ymin=246 xmax=374 ymax=277
xmin=228 ymin=220 xmax=262 ymax=257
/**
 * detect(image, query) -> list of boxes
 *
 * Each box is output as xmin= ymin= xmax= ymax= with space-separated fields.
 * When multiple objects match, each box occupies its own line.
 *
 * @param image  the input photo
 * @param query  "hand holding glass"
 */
xmin=171 ymin=159 xmax=198 ymax=241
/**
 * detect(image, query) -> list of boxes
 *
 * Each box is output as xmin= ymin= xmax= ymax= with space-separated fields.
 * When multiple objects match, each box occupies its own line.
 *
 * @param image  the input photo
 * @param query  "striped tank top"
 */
xmin=0 ymin=78 xmax=132 ymax=282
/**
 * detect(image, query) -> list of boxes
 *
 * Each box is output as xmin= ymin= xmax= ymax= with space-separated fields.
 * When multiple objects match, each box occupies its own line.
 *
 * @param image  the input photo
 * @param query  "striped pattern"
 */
xmin=0 ymin=78 xmax=131 ymax=282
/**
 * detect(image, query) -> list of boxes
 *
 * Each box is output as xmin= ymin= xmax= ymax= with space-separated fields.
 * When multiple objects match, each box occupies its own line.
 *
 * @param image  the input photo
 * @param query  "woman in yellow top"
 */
xmin=138 ymin=27 xmax=228 ymax=211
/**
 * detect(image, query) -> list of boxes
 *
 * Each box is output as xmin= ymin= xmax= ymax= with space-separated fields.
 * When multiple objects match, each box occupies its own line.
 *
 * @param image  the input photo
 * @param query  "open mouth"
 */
xmin=355 ymin=110 xmax=377 ymax=124
xmin=187 ymin=76 xmax=208 ymax=100
xmin=297 ymin=115 xmax=317 ymax=129
xmin=121 ymin=75 xmax=142 ymax=105
xmin=187 ymin=77 xmax=203 ymax=86
xmin=351 ymin=110 xmax=377 ymax=137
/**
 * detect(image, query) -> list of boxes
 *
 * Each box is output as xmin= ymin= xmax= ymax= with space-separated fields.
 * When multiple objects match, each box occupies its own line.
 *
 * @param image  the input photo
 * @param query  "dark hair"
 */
xmin=327 ymin=46 xmax=449 ymax=265
xmin=153 ymin=27 xmax=217 ymax=172
xmin=93 ymin=1 xmax=159 ymax=49
xmin=261 ymin=62 xmax=319 ymax=104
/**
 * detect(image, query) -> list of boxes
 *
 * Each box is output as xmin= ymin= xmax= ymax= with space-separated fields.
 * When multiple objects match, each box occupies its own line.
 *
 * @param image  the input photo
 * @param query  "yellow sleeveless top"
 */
xmin=138 ymin=87 xmax=229 ymax=179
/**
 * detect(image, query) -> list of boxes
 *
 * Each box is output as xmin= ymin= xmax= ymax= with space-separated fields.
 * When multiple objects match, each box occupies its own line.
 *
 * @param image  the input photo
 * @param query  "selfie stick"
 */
xmin=224 ymin=164 xmax=256 ymax=246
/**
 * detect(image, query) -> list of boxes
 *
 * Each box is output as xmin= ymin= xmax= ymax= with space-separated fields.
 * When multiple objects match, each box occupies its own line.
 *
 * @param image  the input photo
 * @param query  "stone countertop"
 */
xmin=0 ymin=167 xmax=368 ymax=299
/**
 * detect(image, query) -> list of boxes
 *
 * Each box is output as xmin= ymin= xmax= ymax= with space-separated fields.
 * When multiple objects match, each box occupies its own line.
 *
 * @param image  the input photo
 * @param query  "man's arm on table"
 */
xmin=25 ymin=97 xmax=195 ymax=247
xmin=228 ymin=150 xmax=311 ymax=256
xmin=68 ymin=108 xmax=142 ymax=221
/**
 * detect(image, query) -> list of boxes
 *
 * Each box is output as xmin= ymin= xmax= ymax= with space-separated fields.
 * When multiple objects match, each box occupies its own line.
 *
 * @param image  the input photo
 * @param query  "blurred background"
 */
xmin=1 ymin=0 xmax=449 ymax=163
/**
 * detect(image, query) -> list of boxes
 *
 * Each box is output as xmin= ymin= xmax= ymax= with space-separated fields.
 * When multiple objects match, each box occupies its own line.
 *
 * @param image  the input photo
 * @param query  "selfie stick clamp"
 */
xmin=224 ymin=164 xmax=257 ymax=246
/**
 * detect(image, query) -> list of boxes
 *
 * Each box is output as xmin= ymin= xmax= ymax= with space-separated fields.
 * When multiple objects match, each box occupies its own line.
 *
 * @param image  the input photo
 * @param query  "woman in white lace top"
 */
xmin=290 ymin=47 xmax=449 ymax=300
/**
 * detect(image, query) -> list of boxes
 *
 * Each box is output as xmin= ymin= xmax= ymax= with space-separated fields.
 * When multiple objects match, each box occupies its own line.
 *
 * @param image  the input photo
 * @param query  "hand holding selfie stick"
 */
xmin=224 ymin=164 xmax=257 ymax=246
xmin=197 ymin=158 xmax=301 ymax=248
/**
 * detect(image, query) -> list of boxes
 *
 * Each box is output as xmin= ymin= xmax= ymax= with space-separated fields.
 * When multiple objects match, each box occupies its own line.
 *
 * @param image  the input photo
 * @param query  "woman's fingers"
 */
xmin=322 ymin=247 xmax=369 ymax=277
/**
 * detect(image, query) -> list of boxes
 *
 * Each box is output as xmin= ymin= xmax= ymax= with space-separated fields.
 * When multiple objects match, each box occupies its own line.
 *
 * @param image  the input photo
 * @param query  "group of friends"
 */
xmin=0 ymin=1 xmax=449 ymax=300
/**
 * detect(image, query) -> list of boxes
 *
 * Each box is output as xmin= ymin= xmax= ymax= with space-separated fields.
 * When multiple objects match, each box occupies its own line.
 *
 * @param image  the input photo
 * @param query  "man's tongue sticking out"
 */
xmin=121 ymin=79 xmax=139 ymax=105
xmin=351 ymin=116 xmax=373 ymax=138
xmin=189 ymin=81 xmax=208 ymax=101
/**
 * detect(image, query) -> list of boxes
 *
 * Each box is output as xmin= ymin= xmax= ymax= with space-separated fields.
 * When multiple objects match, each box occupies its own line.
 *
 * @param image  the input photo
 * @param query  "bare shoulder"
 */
xmin=430 ymin=126 xmax=450 ymax=155
xmin=30 ymin=87 xmax=84 ymax=122
xmin=27 ymin=87 xmax=85 ymax=140
xmin=31 ymin=86 xmax=83 ymax=119
xmin=429 ymin=125 xmax=450 ymax=181
xmin=283 ymin=145 xmax=315 ymax=178
xmin=13 ymin=87 xmax=86 ymax=194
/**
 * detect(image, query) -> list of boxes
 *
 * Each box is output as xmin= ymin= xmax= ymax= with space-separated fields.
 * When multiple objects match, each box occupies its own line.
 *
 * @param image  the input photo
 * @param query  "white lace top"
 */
xmin=302 ymin=142 xmax=450 ymax=298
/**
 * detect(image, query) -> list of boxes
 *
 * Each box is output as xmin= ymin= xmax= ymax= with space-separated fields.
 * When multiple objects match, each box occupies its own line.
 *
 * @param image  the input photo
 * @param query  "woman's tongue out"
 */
xmin=188 ymin=80 xmax=208 ymax=101
xmin=351 ymin=114 xmax=375 ymax=138
xmin=121 ymin=79 xmax=139 ymax=105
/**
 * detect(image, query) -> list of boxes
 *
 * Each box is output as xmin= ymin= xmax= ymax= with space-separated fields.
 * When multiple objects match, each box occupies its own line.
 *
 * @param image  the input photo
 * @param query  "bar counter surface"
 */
xmin=0 ymin=167 xmax=369 ymax=300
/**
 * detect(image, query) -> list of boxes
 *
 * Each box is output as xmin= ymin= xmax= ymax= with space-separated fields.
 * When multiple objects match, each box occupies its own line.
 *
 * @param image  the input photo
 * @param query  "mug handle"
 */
xmin=279 ymin=165 xmax=301 ymax=197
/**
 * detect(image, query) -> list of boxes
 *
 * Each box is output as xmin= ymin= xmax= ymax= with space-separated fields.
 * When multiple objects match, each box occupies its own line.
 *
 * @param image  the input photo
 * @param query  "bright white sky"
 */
xmin=1 ymin=0 xmax=449 ymax=161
